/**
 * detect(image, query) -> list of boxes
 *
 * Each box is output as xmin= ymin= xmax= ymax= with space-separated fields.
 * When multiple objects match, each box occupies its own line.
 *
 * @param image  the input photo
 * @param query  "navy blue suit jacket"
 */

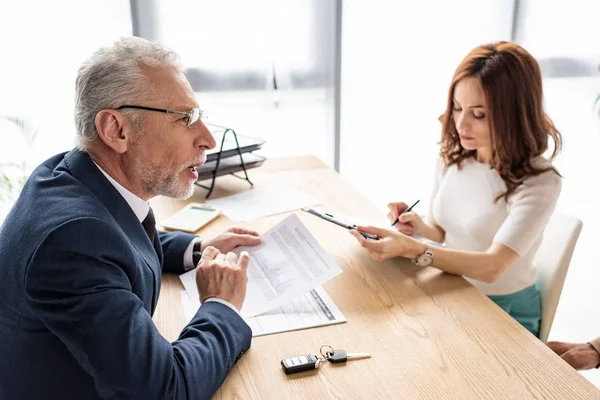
xmin=0 ymin=150 xmax=252 ymax=399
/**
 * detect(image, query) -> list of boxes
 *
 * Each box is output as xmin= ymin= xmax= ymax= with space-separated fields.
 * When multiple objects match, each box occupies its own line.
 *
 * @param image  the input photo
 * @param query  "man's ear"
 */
xmin=95 ymin=110 xmax=131 ymax=154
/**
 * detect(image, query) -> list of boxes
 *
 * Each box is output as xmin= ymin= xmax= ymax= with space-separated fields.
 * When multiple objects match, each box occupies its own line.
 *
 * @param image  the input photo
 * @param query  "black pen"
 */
xmin=390 ymin=200 xmax=420 ymax=227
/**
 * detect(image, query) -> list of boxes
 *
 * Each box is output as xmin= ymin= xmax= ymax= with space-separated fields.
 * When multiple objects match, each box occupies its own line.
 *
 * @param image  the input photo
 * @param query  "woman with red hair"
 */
xmin=351 ymin=42 xmax=562 ymax=337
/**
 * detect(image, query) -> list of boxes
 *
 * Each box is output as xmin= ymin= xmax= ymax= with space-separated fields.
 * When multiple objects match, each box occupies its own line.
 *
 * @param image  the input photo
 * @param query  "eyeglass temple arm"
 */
xmin=116 ymin=105 xmax=190 ymax=116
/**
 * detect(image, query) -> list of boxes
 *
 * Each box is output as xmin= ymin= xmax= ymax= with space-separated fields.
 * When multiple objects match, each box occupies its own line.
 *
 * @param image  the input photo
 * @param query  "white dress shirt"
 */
xmin=94 ymin=162 xmax=239 ymax=314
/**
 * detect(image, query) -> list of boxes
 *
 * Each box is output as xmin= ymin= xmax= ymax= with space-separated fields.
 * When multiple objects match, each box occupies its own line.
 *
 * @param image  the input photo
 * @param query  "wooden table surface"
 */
xmin=151 ymin=155 xmax=600 ymax=399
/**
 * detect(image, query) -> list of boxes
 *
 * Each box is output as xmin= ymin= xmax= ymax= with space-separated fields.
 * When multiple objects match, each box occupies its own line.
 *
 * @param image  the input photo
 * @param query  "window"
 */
xmin=0 ymin=0 xmax=132 ymax=164
xmin=153 ymin=0 xmax=337 ymax=166
xmin=0 ymin=1 xmax=132 ymax=221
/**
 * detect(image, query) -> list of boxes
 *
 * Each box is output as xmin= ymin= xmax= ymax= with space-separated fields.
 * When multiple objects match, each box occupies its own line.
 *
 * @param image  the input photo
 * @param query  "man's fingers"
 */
xmin=547 ymin=341 xmax=575 ymax=356
xmin=215 ymin=253 xmax=226 ymax=264
xmin=560 ymin=350 xmax=581 ymax=369
xmin=547 ymin=341 xmax=568 ymax=355
xmin=200 ymin=246 xmax=219 ymax=261
xmin=229 ymin=227 xmax=261 ymax=237
xmin=236 ymin=234 xmax=262 ymax=247
xmin=237 ymin=251 xmax=250 ymax=271
xmin=225 ymin=251 xmax=238 ymax=266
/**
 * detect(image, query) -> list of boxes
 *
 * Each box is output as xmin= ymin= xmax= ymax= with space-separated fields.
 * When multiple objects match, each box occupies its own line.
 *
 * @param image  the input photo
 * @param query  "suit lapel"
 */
xmin=151 ymin=234 xmax=163 ymax=311
xmin=62 ymin=150 xmax=161 ymax=303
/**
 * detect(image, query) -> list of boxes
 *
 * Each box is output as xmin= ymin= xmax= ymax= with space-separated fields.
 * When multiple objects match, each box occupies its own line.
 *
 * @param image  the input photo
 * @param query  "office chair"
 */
xmin=535 ymin=212 xmax=583 ymax=342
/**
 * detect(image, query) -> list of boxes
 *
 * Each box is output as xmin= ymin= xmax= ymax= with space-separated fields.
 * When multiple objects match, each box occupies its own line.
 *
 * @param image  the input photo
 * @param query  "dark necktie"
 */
xmin=142 ymin=207 xmax=157 ymax=243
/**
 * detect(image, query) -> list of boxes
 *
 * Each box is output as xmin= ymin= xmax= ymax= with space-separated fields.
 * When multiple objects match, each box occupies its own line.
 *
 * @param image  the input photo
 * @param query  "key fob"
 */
xmin=281 ymin=354 xmax=321 ymax=374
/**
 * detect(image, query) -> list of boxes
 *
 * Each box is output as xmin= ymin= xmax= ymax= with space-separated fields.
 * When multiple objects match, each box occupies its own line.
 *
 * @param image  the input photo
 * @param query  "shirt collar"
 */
xmin=93 ymin=162 xmax=150 ymax=223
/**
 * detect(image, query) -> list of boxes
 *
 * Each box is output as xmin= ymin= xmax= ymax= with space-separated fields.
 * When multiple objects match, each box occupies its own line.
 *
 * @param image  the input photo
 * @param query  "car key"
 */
xmin=326 ymin=349 xmax=372 ymax=363
xmin=281 ymin=354 xmax=322 ymax=374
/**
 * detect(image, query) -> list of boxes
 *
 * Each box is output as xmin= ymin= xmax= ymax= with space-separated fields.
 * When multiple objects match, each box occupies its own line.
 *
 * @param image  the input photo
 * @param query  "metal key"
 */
xmin=326 ymin=349 xmax=371 ymax=363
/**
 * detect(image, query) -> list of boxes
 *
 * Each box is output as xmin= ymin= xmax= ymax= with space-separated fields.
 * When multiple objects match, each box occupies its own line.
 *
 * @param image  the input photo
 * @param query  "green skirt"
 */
xmin=487 ymin=284 xmax=541 ymax=337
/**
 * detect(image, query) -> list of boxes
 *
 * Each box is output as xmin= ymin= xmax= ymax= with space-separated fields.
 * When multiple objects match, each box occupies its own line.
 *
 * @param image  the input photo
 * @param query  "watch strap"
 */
xmin=412 ymin=245 xmax=434 ymax=267
xmin=192 ymin=240 xmax=202 ymax=267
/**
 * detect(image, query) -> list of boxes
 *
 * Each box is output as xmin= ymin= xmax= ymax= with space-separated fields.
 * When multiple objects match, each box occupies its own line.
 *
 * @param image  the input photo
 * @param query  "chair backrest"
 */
xmin=536 ymin=212 xmax=583 ymax=342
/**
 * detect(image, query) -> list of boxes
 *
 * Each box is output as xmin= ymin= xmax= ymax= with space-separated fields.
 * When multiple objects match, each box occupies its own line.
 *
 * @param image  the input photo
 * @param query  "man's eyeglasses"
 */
xmin=115 ymin=105 xmax=207 ymax=128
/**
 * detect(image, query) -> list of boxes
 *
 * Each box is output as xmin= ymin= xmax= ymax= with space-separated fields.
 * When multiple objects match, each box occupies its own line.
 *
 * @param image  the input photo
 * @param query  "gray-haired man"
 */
xmin=0 ymin=37 xmax=260 ymax=399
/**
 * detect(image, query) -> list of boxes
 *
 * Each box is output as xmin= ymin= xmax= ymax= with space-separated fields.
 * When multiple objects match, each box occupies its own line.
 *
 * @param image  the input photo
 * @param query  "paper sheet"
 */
xmin=180 ymin=286 xmax=346 ymax=337
xmin=205 ymin=184 xmax=321 ymax=222
xmin=179 ymin=213 xmax=342 ymax=318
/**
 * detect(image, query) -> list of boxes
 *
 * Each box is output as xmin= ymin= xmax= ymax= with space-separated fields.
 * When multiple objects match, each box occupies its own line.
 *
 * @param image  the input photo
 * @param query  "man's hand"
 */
xmin=200 ymin=227 xmax=261 ymax=254
xmin=195 ymin=246 xmax=249 ymax=312
xmin=547 ymin=341 xmax=600 ymax=370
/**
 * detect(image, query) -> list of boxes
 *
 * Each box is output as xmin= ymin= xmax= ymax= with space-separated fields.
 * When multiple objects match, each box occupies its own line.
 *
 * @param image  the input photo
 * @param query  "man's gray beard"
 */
xmin=132 ymin=151 xmax=195 ymax=199
xmin=142 ymin=164 xmax=195 ymax=199
xmin=129 ymin=137 xmax=200 ymax=199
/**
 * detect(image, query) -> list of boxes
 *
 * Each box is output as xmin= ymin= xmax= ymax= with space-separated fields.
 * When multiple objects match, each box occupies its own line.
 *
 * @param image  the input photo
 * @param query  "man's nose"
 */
xmin=195 ymin=121 xmax=217 ymax=150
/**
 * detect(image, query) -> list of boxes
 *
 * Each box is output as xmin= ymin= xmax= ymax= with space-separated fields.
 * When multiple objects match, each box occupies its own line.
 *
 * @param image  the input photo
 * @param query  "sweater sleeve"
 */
xmin=493 ymin=170 xmax=562 ymax=256
xmin=426 ymin=158 xmax=445 ymax=226
xmin=589 ymin=337 xmax=600 ymax=368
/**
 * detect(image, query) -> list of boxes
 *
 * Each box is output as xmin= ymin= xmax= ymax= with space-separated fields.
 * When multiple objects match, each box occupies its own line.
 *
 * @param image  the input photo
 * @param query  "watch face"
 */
xmin=419 ymin=255 xmax=432 ymax=267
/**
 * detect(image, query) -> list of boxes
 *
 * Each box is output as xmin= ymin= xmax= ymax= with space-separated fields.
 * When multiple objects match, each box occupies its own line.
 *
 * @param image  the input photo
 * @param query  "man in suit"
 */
xmin=547 ymin=339 xmax=600 ymax=370
xmin=0 ymin=37 xmax=261 ymax=399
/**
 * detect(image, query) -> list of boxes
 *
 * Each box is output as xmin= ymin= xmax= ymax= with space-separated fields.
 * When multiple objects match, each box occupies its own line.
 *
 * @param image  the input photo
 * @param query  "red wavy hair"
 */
xmin=439 ymin=41 xmax=562 ymax=202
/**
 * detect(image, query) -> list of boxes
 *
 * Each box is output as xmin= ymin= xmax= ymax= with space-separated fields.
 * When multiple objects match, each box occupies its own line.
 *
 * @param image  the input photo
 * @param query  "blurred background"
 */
xmin=1 ymin=0 xmax=599 ymax=387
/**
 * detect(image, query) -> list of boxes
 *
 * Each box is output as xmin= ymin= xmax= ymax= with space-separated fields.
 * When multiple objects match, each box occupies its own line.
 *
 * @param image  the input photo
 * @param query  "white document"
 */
xmin=205 ymin=184 xmax=321 ymax=222
xmin=179 ymin=213 xmax=343 ymax=318
xmin=180 ymin=286 xmax=346 ymax=337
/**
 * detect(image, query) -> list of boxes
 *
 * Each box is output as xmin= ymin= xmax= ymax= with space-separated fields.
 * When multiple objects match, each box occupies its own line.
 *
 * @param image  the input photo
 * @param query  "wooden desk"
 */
xmin=151 ymin=156 xmax=600 ymax=399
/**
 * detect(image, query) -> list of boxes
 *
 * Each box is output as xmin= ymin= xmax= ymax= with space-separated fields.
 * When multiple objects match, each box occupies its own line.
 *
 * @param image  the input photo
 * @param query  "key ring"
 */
xmin=320 ymin=344 xmax=334 ymax=360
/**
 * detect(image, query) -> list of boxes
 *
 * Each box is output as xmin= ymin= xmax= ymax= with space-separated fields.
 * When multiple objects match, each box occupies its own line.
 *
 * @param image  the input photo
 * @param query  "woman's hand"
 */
xmin=387 ymin=202 xmax=427 ymax=237
xmin=349 ymin=225 xmax=426 ymax=262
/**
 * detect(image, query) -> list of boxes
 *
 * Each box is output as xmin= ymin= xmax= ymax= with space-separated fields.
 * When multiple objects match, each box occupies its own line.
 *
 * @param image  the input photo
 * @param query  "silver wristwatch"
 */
xmin=412 ymin=245 xmax=434 ymax=267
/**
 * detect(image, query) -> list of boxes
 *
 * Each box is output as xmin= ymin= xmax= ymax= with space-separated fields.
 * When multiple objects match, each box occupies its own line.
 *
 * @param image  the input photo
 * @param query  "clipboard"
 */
xmin=302 ymin=208 xmax=379 ymax=240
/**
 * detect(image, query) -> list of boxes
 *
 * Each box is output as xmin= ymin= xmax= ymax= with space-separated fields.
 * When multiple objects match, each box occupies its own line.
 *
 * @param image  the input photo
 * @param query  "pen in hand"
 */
xmin=390 ymin=200 xmax=420 ymax=227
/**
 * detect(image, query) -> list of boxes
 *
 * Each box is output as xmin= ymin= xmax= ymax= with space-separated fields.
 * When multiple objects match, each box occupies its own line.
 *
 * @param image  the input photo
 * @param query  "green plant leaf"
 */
xmin=2 ymin=115 xmax=39 ymax=147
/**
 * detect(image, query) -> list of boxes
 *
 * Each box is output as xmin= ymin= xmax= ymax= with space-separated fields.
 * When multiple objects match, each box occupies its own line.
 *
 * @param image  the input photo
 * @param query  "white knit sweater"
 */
xmin=428 ymin=157 xmax=562 ymax=295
